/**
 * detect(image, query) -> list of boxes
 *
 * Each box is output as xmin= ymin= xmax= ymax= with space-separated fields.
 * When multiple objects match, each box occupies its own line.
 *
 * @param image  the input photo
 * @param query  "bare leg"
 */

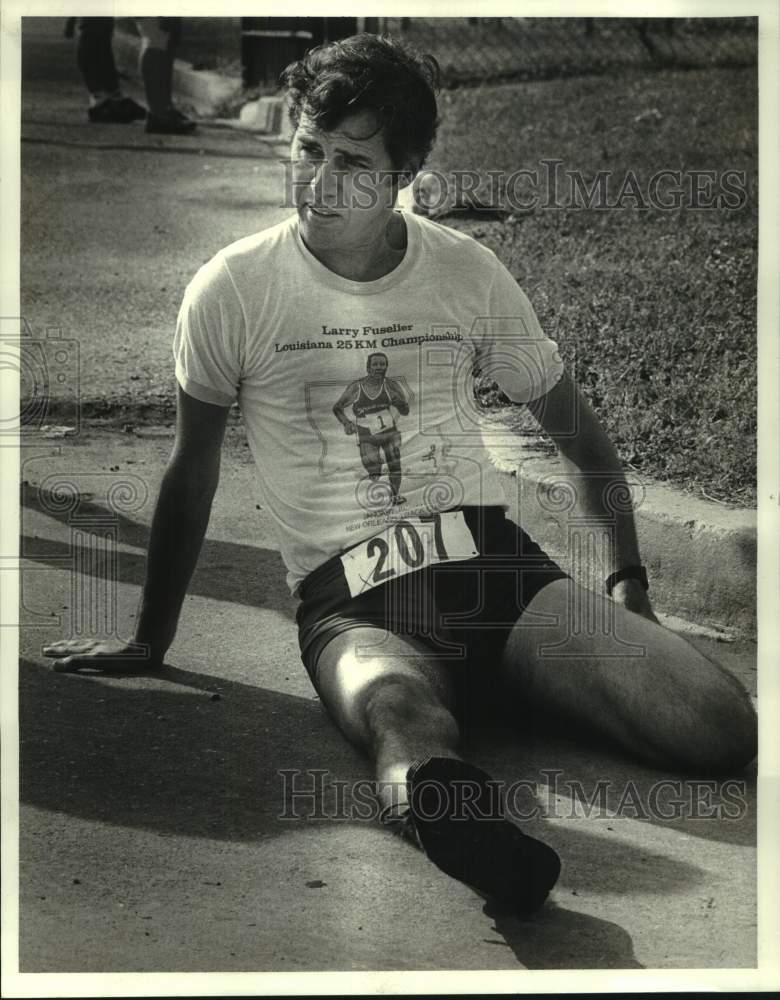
xmin=314 ymin=626 xmax=460 ymax=811
xmin=313 ymin=624 xmax=562 ymax=911
xmin=500 ymin=578 xmax=757 ymax=772
xmin=357 ymin=439 xmax=384 ymax=480
xmin=383 ymin=434 xmax=403 ymax=500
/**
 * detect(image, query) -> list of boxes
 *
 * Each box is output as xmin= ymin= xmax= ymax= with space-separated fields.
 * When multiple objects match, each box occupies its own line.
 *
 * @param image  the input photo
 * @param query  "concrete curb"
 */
xmin=112 ymin=28 xmax=291 ymax=137
xmin=113 ymin=29 xmax=243 ymax=118
xmin=496 ymin=453 xmax=755 ymax=639
xmin=234 ymin=96 xmax=287 ymax=134
xmin=22 ymin=401 xmax=757 ymax=639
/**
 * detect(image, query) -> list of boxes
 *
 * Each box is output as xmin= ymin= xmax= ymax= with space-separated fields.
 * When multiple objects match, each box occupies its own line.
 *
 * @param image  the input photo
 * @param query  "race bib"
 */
xmin=355 ymin=406 xmax=396 ymax=435
xmin=340 ymin=511 xmax=479 ymax=598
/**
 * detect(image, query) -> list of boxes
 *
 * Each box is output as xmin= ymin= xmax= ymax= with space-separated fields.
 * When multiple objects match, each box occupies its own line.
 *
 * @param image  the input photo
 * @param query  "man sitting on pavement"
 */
xmin=44 ymin=33 xmax=758 ymax=916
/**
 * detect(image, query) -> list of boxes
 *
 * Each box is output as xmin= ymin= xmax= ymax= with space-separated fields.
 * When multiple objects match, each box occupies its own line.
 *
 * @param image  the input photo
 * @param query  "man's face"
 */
xmin=290 ymin=109 xmax=404 ymax=253
xmin=367 ymin=355 xmax=388 ymax=378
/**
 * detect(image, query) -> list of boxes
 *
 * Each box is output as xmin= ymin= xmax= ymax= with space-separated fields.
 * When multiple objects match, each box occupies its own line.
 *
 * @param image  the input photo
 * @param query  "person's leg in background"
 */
xmin=75 ymin=17 xmax=146 ymax=124
xmin=136 ymin=17 xmax=196 ymax=135
xmin=161 ymin=18 xmax=184 ymax=112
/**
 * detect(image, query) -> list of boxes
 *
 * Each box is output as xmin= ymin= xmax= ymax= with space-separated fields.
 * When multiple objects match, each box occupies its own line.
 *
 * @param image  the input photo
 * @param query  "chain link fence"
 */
xmin=380 ymin=17 xmax=757 ymax=86
xmin=119 ymin=17 xmax=757 ymax=90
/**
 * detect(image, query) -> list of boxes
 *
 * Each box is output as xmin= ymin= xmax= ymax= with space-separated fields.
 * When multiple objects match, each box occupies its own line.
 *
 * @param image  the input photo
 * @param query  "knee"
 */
xmin=672 ymin=675 xmax=757 ymax=774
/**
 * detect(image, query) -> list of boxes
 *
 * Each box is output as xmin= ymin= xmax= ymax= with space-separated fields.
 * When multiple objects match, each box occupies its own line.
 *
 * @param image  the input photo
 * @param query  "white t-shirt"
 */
xmin=174 ymin=211 xmax=563 ymax=593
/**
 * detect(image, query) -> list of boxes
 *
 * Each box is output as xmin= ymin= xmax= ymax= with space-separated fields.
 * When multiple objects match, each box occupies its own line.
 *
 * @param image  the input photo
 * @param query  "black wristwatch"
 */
xmin=605 ymin=565 xmax=649 ymax=597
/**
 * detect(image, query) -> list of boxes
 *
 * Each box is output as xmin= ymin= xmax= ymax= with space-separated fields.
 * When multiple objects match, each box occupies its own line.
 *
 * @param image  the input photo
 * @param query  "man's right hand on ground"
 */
xmin=43 ymin=638 xmax=162 ymax=674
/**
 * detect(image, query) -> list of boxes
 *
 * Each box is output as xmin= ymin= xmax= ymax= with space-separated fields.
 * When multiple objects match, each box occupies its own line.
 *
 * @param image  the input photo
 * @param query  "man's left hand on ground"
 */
xmin=42 ymin=638 xmax=163 ymax=674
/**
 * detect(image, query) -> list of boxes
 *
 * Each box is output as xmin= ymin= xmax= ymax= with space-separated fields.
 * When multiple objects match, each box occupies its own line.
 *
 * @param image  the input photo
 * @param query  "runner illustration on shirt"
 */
xmin=332 ymin=352 xmax=411 ymax=506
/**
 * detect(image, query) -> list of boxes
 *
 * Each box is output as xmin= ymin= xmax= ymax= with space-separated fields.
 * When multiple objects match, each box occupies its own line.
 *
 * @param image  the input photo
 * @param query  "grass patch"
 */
xmin=430 ymin=66 xmax=757 ymax=506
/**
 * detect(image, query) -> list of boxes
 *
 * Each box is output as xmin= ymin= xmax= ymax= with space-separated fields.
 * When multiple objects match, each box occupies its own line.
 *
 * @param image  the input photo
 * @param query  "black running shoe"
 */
xmin=118 ymin=96 xmax=147 ymax=121
xmin=87 ymin=98 xmax=138 ymax=124
xmin=146 ymin=110 xmax=196 ymax=135
xmin=407 ymin=756 xmax=561 ymax=916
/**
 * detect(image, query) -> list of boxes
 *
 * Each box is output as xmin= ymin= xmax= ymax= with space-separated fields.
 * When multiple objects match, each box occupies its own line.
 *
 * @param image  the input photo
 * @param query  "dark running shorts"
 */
xmin=295 ymin=506 xmax=569 ymax=692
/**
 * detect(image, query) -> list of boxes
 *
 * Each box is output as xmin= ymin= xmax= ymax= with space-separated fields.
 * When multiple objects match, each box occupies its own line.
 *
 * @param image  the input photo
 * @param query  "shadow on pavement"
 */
xmin=484 ymin=900 xmax=643 ymax=969
xmin=20 ymin=484 xmax=749 ymax=968
xmin=505 ymin=710 xmax=757 ymax=850
xmin=21 ymin=485 xmax=295 ymax=619
xmin=20 ymin=657 xmax=356 ymax=841
xmin=21 ymin=656 xmax=711 ymax=886
xmin=21 ymin=653 xmax=712 ymax=969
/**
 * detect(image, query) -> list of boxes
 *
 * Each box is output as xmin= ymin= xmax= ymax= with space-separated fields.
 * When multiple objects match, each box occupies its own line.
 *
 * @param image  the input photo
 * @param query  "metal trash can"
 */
xmin=241 ymin=17 xmax=377 ymax=88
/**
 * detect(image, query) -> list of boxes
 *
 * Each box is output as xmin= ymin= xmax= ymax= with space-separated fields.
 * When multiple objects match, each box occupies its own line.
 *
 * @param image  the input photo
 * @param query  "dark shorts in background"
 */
xmin=296 ymin=506 xmax=569 ymax=694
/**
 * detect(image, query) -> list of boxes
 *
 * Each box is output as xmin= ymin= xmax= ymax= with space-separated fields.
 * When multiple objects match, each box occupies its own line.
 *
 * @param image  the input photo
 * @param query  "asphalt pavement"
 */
xmin=17 ymin=428 xmax=757 ymax=973
xmin=11 ymin=16 xmax=759 ymax=979
xmin=20 ymin=18 xmax=289 ymax=419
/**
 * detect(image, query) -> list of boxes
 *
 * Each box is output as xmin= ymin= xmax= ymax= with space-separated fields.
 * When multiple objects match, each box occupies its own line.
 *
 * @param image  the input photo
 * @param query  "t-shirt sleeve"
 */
xmin=474 ymin=258 xmax=564 ymax=404
xmin=173 ymin=255 xmax=244 ymax=407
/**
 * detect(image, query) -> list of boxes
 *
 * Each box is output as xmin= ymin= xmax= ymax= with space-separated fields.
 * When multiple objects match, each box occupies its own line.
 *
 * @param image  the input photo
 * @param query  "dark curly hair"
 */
xmin=280 ymin=33 xmax=440 ymax=173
